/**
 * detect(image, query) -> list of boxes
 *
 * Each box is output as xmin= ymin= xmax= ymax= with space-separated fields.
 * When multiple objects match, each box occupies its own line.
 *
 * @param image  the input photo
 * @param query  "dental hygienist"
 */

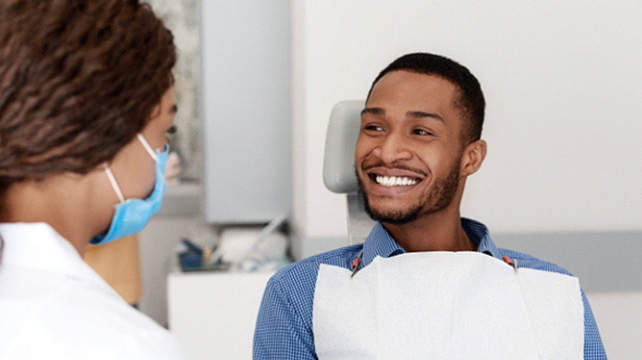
xmin=0 ymin=0 xmax=184 ymax=358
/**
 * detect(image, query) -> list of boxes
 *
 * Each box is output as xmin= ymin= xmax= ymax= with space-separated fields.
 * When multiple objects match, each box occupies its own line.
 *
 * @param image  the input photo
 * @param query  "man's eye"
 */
xmin=413 ymin=129 xmax=432 ymax=136
xmin=364 ymin=125 xmax=383 ymax=132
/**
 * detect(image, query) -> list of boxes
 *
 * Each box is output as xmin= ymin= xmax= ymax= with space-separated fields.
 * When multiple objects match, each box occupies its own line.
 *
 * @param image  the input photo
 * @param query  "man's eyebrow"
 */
xmin=361 ymin=107 xmax=384 ymax=116
xmin=362 ymin=107 xmax=445 ymax=124
xmin=407 ymin=111 xmax=445 ymax=123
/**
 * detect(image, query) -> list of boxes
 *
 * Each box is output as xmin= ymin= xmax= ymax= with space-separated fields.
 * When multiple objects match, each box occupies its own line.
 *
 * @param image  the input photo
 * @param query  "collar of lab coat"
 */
xmin=360 ymin=218 xmax=502 ymax=268
xmin=0 ymin=222 xmax=115 ymax=291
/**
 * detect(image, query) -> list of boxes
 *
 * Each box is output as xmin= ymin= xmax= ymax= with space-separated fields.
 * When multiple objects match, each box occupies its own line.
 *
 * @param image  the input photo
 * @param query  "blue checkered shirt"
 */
xmin=254 ymin=218 xmax=607 ymax=359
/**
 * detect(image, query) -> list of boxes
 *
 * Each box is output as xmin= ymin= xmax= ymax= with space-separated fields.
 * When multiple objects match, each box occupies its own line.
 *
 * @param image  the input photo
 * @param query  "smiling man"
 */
xmin=254 ymin=53 xmax=606 ymax=359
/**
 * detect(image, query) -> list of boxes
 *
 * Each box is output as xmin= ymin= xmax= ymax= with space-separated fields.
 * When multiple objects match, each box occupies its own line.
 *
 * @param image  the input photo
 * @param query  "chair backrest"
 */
xmin=322 ymin=100 xmax=376 ymax=244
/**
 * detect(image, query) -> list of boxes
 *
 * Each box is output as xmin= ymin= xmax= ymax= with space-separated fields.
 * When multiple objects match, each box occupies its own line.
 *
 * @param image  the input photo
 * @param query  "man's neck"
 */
xmin=382 ymin=210 xmax=476 ymax=252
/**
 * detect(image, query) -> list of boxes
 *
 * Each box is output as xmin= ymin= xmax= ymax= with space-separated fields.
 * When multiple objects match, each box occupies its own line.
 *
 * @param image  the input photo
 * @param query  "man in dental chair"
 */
xmin=254 ymin=53 xmax=606 ymax=359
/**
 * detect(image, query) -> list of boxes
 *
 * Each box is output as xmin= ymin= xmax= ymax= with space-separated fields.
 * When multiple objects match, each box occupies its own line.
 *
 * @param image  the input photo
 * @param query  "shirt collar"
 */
xmin=461 ymin=218 xmax=502 ymax=260
xmin=361 ymin=218 xmax=501 ymax=267
xmin=361 ymin=222 xmax=405 ymax=267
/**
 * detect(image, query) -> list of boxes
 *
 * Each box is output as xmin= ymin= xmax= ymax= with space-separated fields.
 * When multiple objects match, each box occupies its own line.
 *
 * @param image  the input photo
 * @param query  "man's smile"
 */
xmin=373 ymin=175 xmax=418 ymax=187
xmin=364 ymin=166 xmax=427 ymax=194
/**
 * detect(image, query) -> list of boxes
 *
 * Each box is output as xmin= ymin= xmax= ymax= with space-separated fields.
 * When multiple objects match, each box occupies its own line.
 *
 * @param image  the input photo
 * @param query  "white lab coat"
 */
xmin=0 ymin=222 xmax=184 ymax=359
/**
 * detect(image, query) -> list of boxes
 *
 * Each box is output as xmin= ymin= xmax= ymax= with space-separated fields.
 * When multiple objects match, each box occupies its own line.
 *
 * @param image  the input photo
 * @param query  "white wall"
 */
xmin=291 ymin=1 xmax=642 ymax=246
xmin=587 ymin=291 xmax=642 ymax=359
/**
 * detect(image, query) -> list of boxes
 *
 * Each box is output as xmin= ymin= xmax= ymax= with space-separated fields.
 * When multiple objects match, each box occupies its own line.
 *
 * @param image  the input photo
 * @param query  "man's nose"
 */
xmin=373 ymin=132 xmax=412 ymax=164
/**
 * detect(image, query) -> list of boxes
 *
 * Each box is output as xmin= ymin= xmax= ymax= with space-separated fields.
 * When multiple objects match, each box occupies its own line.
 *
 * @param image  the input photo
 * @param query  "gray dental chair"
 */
xmin=322 ymin=100 xmax=375 ymax=244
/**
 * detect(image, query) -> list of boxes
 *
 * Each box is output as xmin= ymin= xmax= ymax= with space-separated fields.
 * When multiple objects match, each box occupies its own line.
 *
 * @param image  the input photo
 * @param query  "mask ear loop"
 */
xmin=137 ymin=133 xmax=159 ymax=162
xmin=103 ymin=163 xmax=125 ymax=203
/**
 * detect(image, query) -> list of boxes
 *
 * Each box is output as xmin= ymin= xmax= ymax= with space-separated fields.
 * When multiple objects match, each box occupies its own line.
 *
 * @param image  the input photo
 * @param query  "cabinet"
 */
xmin=201 ymin=0 xmax=291 ymax=224
xmin=167 ymin=270 xmax=274 ymax=359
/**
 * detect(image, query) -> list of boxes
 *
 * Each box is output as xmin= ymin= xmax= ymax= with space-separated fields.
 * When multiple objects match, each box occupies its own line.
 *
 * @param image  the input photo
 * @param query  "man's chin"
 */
xmin=364 ymin=204 xmax=421 ymax=225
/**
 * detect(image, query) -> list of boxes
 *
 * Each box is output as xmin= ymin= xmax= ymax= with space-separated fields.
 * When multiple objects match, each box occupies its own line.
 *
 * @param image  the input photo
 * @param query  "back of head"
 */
xmin=0 ymin=0 xmax=176 ymax=195
xmin=368 ymin=53 xmax=485 ymax=145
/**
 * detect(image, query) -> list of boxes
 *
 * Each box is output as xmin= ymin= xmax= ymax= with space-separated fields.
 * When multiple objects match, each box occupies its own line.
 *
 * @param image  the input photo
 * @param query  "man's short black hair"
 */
xmin=367 ymin=53 xmax=485 ymax=144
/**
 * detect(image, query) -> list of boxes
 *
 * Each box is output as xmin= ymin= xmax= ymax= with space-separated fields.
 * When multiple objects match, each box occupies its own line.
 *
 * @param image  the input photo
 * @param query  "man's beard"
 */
xmin=358 ymin=161 xmax=461 ymax=225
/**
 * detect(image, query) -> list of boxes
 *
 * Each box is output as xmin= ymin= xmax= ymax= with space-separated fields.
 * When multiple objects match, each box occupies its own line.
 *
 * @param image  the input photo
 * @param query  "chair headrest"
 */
xmin=323 ymin=100 xmax=365 ymax=194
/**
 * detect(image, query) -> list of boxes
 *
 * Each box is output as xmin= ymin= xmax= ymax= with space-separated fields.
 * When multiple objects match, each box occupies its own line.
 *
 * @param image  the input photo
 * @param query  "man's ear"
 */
xmin=460 ymin=139 xmax=487 ymax=177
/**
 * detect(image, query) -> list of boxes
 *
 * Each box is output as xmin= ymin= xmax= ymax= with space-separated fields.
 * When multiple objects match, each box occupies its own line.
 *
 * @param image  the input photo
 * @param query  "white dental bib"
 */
xmin=313 ymin=252 xmax=583 ymax=359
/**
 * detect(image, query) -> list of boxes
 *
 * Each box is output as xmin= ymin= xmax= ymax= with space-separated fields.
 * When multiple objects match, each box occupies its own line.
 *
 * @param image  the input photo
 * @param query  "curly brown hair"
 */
xmin=0 ymin=0 xmax=176 ymax=195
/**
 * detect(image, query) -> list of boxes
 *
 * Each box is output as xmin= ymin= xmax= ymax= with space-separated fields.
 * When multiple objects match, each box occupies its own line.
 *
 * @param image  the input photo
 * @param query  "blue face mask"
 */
xmin=91 ymin=134 xmax=169 ymax=245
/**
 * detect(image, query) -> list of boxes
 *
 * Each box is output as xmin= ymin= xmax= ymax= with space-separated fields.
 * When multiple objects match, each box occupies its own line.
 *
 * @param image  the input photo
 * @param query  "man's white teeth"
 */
xmin=375 ymin=175 xmax=418 ymax=187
